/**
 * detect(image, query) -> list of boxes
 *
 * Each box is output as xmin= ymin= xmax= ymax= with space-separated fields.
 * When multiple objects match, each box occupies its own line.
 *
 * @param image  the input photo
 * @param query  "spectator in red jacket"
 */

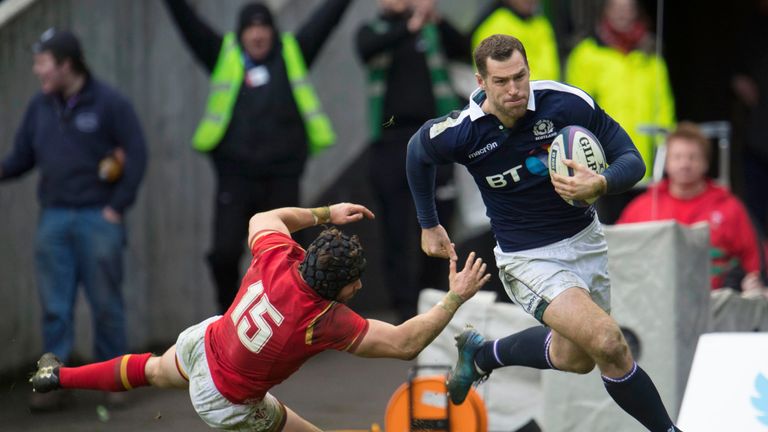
xmin=618 ymin=122 xmax=765 ymax=293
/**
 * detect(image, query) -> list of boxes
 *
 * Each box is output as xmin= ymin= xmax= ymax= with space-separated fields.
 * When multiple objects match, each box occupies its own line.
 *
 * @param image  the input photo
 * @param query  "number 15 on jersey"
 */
xmin=230 ymin=281 xmax=285 ymax=353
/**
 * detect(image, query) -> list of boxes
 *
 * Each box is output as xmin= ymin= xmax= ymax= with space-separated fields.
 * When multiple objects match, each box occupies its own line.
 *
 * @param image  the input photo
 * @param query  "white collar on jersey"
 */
xmin=468 ymin=82 xmax=536 ymax=122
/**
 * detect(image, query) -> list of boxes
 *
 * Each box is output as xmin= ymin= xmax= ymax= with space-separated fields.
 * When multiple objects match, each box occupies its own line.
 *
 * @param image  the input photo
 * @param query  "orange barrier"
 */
xmin=384 ymin=366 xmax=487 ymax=432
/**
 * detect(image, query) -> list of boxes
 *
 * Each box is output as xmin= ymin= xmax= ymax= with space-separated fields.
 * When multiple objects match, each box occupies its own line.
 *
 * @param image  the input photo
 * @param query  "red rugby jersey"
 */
xmin=204 ymin=231 xmax=369 ymax=404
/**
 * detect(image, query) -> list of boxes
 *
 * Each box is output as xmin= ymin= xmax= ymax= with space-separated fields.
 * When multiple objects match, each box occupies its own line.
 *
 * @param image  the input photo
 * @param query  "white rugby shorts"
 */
xmin=175 ymin=316 xmax=286 ymax=431
xmin=494 ymin=216 xmax=611 ymax=323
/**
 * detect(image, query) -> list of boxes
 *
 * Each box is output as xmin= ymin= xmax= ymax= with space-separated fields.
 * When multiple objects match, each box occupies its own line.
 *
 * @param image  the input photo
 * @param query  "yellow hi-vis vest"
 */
xmin=193 ymin=32 xmax=335 ymax=154
xmin=566 ymin=37 xmax=675 ymax=182
xmin=472 ymin=8 xmax=560 ymax=81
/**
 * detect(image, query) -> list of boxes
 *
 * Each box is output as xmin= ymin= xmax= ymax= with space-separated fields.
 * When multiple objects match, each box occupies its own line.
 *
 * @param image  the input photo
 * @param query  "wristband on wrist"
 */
xmin=437 ymin=291 xmax=464 ymax=314
xmin=310 ymin=206 xmax=331 ymax=225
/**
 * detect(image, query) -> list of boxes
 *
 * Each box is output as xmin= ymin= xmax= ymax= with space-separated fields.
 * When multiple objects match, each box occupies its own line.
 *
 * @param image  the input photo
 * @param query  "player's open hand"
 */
xmin=329 ymin=203 xmax=375 ymax=225
xmin=551 ymin=159 xmax=608 ymax=202
xmin=421 ymin=225 xmax=457 ymax=260
xmin=449 ymin=252 xmax=491 ymax=302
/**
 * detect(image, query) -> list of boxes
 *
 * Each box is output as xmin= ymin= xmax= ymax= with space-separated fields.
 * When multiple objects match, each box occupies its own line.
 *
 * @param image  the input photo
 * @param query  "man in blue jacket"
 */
xmin=0 ymin=28 xmax=147 ymax=410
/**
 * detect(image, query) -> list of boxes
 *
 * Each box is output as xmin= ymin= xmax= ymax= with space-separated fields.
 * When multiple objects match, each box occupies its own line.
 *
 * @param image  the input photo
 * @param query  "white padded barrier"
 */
xmin=678 ymin=333 xmax=768 ymax=431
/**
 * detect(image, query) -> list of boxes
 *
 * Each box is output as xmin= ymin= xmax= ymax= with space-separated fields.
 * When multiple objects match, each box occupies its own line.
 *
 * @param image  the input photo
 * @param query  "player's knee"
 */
xmin=550 ymin=347 xmax=595 ymax=374
xmin=592 ymin=326 xmax=628 ymax=364
xmin=567 ymin=358 xmax=596 ymax=375
xmin=143 ymin=357 xmax=162 ymax=386
xmin=145 ymin=356 xmax=181 ymax=388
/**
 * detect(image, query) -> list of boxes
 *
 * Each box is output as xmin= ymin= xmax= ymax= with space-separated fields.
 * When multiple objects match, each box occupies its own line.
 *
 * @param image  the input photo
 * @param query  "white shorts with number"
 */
xmin=175 ymin=316 xmax=286 ymax=431
xmin=494 ymin=216 xmax=611 ymax=323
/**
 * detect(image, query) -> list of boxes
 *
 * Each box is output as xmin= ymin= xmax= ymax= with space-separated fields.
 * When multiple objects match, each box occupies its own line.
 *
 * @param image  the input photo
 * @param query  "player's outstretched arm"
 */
xmin=247 ymin=203 xmax=374 ymax=248
xmin=406 ymin=129 xmax=456 ymax=260
xmin=351 ymin=252 xmax=491 ymax=360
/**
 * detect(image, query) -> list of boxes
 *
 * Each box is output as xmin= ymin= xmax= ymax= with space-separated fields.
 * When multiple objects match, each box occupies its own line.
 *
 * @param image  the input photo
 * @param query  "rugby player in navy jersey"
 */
xmin=406 ymin=34 xmax=682 ymax=432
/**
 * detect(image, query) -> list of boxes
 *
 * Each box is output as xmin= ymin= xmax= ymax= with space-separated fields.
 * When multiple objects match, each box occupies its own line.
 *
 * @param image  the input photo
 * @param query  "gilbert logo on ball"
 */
xmin=548 ymin=125 xmax=607 ymax=207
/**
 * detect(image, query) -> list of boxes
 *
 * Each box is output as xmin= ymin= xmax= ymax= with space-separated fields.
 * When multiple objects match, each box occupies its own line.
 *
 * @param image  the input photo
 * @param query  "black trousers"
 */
xmin=370 ymin=128 xmax=455 ymax=322
xmin=207 ymin=174 xmax=300 ymax=312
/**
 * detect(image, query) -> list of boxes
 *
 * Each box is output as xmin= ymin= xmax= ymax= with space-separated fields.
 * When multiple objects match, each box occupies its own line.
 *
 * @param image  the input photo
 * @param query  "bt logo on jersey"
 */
xmin=485 ymin=153 xmax=549 ymax=188
xmin=486 ymin=164 xmax=525 ymax=187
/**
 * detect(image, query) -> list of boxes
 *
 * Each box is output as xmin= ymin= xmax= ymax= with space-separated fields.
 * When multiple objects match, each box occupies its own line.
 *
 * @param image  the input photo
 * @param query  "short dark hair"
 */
xmin=299 ymin=227 xmax=366 ymax=301
xmin=33 ymin=28 xmax=89 ymax=76
xmin=666 ymin=121 xmax=712 ymax=163
xmin=474 ymin=34 xmax=528 ymax=77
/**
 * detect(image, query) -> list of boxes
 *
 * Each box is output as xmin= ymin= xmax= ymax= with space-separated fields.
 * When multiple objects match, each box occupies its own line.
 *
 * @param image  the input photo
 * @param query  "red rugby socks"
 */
xmin=59 ymin=353 xmax=153 ymax=392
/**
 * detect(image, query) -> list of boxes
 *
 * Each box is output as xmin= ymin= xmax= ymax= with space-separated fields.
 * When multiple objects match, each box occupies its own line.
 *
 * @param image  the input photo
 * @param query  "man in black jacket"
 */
xmin=163 ymin=0 xmax=353 ymax=311
xmin=356 ymin=0 xmax=470 ymax=322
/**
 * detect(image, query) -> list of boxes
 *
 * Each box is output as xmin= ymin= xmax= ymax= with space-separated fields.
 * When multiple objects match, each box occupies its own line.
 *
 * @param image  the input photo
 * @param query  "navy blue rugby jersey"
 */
xmin=406 ymin=80 xmax=645 ymax=252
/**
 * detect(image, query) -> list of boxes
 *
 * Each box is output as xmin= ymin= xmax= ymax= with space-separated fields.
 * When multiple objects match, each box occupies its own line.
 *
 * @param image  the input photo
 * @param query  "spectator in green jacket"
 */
xmin=162 ymin=0 xmax=354 ymax=311
xmin=471 ymin=0 xmax=560 ymax=81
xmin=566 ymin=0 xmax=675 ymax=223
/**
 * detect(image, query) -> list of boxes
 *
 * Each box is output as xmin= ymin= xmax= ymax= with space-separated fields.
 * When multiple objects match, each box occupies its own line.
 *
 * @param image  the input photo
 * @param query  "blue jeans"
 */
xmin=35 ymin=207 xmax=126 ymax=362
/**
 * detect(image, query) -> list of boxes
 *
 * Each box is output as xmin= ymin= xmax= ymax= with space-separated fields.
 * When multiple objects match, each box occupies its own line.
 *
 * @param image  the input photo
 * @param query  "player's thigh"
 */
xmin=542 ymin=286 xmax=620 ymax=356
xmin=281 ymin=405 xmax=322 ymax=432
xmin=146 ymin=345 xmax=188 ymax=389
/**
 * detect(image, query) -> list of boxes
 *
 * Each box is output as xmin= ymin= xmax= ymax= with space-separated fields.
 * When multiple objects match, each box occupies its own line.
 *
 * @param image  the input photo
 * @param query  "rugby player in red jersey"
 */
xmin=30 ymin=202 xmax=491 ymax=431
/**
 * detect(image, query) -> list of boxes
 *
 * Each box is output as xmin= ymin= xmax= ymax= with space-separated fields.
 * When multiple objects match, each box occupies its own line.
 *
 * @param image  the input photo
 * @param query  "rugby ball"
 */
xmin=548 ymin=125 xmax=607 ymax=207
